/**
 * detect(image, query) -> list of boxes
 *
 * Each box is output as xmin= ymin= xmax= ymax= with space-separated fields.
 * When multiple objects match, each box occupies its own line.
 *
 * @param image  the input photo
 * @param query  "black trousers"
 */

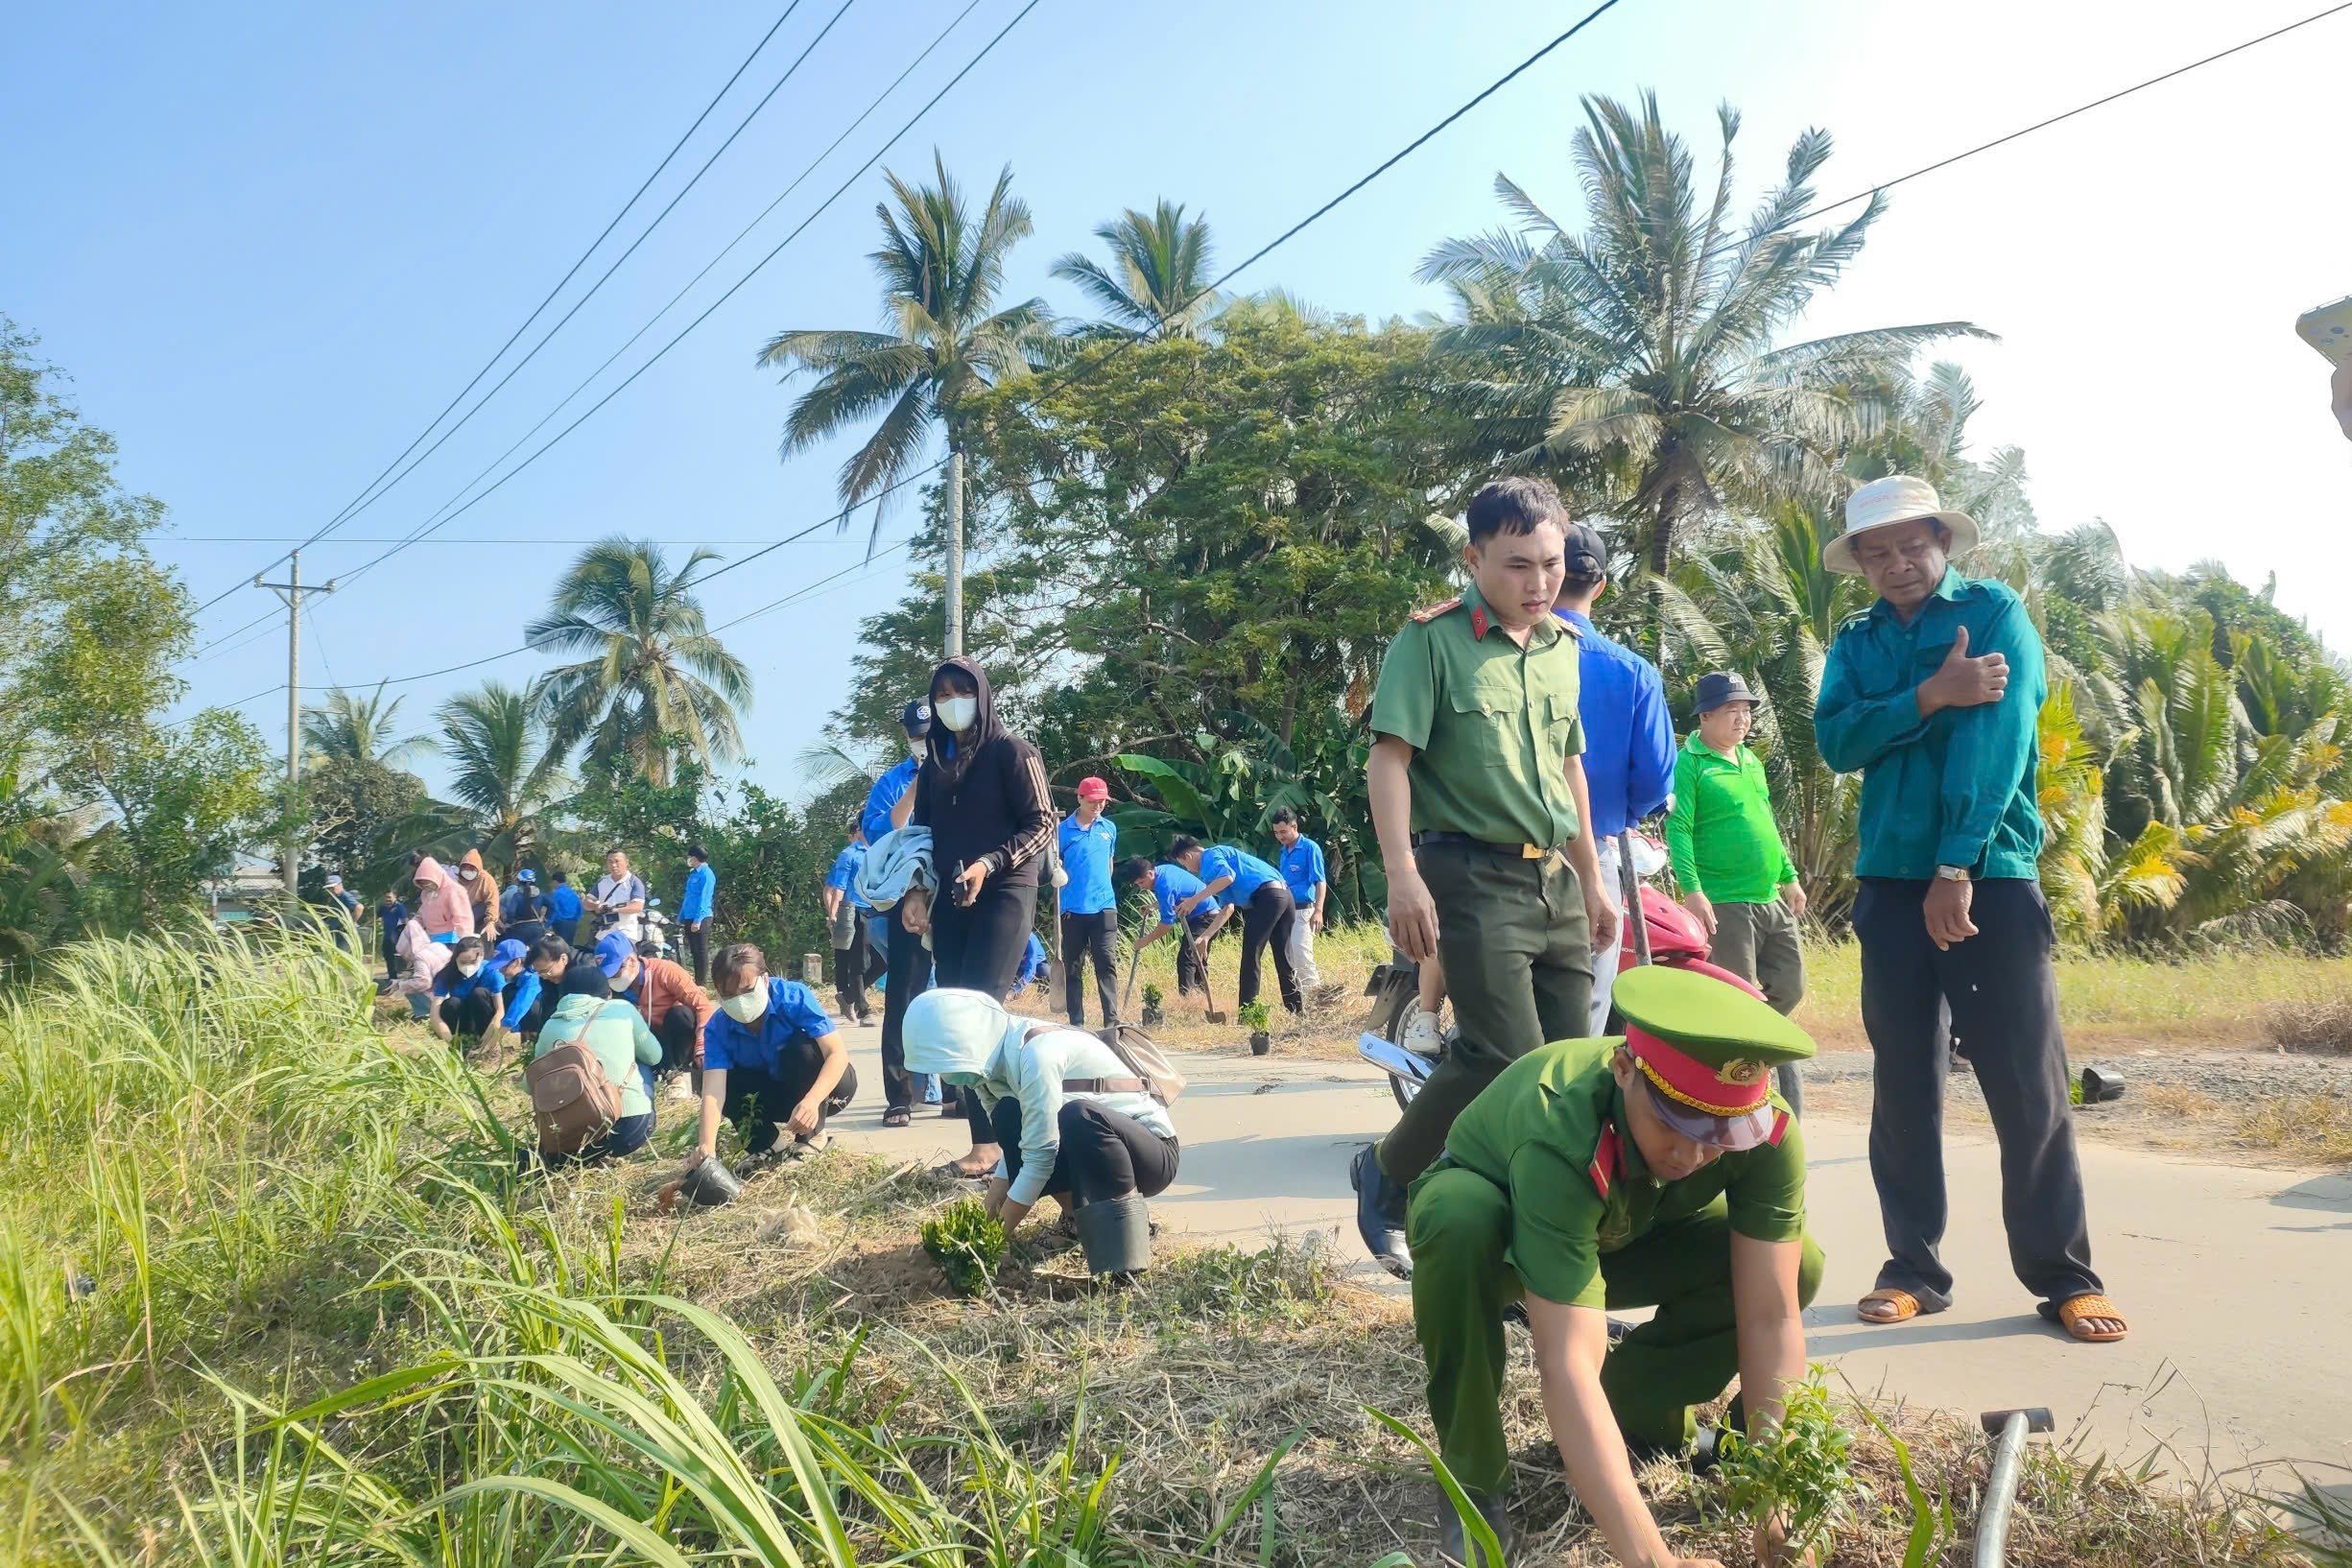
xmin=1060 ymin=908 xmax=1121 ymax=1026
xmin=722 ymin=1042 xmax=858 ymax=1153
xmin=834 ymin=915 xmax=882 ymax=1021
xmin=1236 ymin=883 xmax=1303 ymax=1013
xmin=988 ymin=1096 xmax=1179 ymax=1206
xmin=1854 ymin=877 xmax=2102 ymax=1309
xmin=1176 ymin=911 xmax=1218 ymax=995
xmin=932 ymin=882 xmax=1037 ymax=1140
xmin=879 ymin=913 xmax=935 ymax=1112
xmin=653 ymin=1003 xmax=701 ymax=1076
xmin=435 ymin=988 xmax=499 ymax=1040
xmin=684 ymin=921 xmax=710 ymax=986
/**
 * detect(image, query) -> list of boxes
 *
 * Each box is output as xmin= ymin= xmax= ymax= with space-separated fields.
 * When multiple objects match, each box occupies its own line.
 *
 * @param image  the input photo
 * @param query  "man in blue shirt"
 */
xmin=1269 ymin=807 xmax=1329 ymax=993
xmin=859 ymin=700 xmax=933 ymax=843
xmin=1814 ymin=476 xmax=2120 ymax=1344
xmin=823 ymin=823 xmax=879 ymax=1026
xmin=1175 ymin=835 xmax=1303 ymax=1016
xmin=1057 ymin=776 xmax=1121 ymax=1026
xmin=1553 ymin=520 xmax=1675 ymax=1031
xmin=1117 ymin=854 xmax=1223 ymax=998
xmin=376 ymin=889 xmax=409 ymax=982
xmin=544 ymin=869 xmax=585 ymax=944
xmin=678 ymin=845 xmax=718 ymax=984
xmin=490 ymin=938 xmax=544 ymax=1039
xmin=691 ymin=940 xmax=856 ymax=1171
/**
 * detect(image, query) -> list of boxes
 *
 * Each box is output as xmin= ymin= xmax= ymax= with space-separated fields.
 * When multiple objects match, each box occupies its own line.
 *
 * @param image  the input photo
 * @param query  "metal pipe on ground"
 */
xmin=1973 ymin=1406 xmax=2055 ymax=1567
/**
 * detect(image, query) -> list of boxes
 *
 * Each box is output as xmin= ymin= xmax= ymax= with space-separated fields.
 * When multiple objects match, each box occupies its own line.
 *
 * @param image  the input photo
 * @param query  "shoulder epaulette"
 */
xmin=1408 ymin=597 xmax=1461 ymax=624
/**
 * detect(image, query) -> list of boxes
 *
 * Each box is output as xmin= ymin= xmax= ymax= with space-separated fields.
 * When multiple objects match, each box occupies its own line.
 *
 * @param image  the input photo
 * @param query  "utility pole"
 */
xmin=943 ymin=449 xmax=964 ymax=657
xmin=255 ymin=552 xmax=337 ymax=901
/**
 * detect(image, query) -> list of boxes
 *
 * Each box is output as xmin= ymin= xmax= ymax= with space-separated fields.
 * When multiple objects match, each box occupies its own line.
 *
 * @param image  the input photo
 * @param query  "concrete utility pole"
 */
xmin=255 ymin=552 xmax=337 ymax=900
xmin=943 ymin=449 xmax=964 ymax=657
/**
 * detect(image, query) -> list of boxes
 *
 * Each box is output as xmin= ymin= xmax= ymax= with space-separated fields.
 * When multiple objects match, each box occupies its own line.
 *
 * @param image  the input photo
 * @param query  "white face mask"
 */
xmin=935 ymin=695 xmax=978 ymax=732
xmin=721 ymin=982 xmax=770 ymax=1024
xmin=455 ymin=961 xmax=481 ymax=978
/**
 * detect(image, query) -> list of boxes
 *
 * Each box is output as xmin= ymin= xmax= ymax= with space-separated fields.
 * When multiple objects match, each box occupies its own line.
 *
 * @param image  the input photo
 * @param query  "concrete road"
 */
xmin=815 ymin=1032 xmax=2352 ymax=1485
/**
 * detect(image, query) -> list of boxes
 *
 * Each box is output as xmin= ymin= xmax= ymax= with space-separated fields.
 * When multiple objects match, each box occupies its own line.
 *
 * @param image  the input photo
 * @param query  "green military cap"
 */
xmin=1613 ymin=965 xmax=1816 ymax=1150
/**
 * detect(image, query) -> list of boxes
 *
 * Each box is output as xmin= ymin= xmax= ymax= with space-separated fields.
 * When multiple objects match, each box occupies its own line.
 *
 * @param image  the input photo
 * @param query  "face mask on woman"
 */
xmin=934 ymin=695 xmax=978 ymax=732
xmin=457 ymin=866 xmax=478 ymax=882
xmin=720 ymin=980 xmax=770 ymax=1024
xmin=455 ymin=960 xmax=481 ymax=978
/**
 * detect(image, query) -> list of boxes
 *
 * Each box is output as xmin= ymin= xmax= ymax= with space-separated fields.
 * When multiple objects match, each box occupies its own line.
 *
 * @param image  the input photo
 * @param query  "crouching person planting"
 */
xmin=1405 ymin=965 xmax=1822 ymax=1568
xmin=904 ymin=988 xmax=1178 ymax=1275
xmin=688 ymin=943 xmax=857 ymax=1187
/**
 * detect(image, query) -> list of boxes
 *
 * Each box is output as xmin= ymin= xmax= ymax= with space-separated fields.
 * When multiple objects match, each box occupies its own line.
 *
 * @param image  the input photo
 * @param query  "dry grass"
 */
xmin=2233 ymin=1093 xmax=2352 ymax=1165
xmin=2263 ymin=993 xmax=2352 ymax=1056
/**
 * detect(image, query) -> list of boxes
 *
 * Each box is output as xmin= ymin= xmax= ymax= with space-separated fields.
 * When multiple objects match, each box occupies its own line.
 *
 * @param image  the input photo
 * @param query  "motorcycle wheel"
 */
xmin=1382 ymin=995 xmax=1446 ymax=1113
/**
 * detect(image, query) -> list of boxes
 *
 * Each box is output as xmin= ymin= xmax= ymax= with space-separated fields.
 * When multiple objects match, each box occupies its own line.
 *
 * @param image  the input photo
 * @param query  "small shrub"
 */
xmin=1140 ymin=982 xmax=1163 ymax=1010
xmin=1709 ymin=1368 xmax=1865 ymax=1562
xmin=920 ymin=1198 xmax=1008 ymax=1296
xmin=1237 ymin=999 xmax=1271 ymax=1033
xmin=2264 ymin=993 xmax=2352 ymax=1056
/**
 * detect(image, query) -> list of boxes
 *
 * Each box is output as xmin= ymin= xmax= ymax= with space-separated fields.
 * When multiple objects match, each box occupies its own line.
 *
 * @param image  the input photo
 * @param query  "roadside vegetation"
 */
xmin=6 ymin=931 xmax=2329 ymax=1565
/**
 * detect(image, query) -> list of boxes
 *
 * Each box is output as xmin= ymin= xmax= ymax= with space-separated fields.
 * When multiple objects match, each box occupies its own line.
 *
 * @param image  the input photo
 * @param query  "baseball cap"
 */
xmin=324 ymin=874 xmax=344 ymax=889
xmin=491 ymin=938 xmax=530 ymax=967
xmin=515 ymin=868 xmax=536 ymax=884
xmin=1562 ymin=521 xmax=1605 ymax=577
xmin=1077 ymin=776 xmax=1109 ymax=801
xmin=901 ymin=699 xmax=933 ymax=736
xmin=594 ymin=930 xmax=639 ymax=978
xmin=1613 ymin=965 xmax=1814 ymax=1152
xmin=1694 ymin=671 xmax=1760 ymax=714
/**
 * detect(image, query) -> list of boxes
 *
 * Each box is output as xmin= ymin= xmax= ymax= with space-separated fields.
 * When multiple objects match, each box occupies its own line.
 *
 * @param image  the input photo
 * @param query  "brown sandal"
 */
xmin=2047 ymin=1293 xmax=2129 ymax=1342
xmin=1857 ymin=1288 xmax=1924 ymax=1324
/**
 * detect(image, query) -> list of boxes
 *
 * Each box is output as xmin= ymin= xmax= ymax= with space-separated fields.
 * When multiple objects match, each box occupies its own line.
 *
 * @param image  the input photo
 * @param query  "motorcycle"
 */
xmin=1358 ymin=833 xmax=1762 ymax=1109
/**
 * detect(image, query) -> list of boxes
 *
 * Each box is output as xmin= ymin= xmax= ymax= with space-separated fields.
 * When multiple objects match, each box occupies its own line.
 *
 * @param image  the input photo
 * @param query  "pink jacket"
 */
xmin=414 ymin=856 xmax=475 ymax=939
xmin=392 ymin=919 xmax=451 ymax=994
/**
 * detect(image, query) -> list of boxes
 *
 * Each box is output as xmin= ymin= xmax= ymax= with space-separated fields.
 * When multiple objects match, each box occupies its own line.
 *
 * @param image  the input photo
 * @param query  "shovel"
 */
xmin=1191 ymin=934 xmax=1230 ymax=1025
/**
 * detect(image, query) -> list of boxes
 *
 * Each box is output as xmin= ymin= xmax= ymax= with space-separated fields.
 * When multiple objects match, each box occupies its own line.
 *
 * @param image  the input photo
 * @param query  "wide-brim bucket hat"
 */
xmin=1821 ymin=475 xmax=1980 ymax=575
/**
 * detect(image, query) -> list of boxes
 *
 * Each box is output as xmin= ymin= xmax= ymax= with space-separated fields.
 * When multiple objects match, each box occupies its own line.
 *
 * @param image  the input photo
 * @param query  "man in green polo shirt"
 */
xmin=1349 ymin=476 xmax=1620 ymax=1278
xmin=1407 ymin=965 xmax=1820 ymax=1568
xmin=1815 ymin=474 xmax=2124 ymax=1344
xmin=1666 ymin=670 xmax=1808 ymax=1115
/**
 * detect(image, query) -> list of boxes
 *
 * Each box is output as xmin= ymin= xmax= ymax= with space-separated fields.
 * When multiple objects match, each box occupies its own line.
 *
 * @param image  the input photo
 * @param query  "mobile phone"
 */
xmin=2296 ymin=296 xmax=2352 ymax=364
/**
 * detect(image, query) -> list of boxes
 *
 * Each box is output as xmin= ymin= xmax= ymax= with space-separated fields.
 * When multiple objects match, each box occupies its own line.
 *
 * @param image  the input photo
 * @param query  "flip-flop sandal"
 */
xmin=1857 ymin=1288 xmax=1927 ymax=1324
xmin=2041 ymin=1293 xmax=2129 ymax=1342
xmin=881 ymin=1107 xmax=911 ymax=1128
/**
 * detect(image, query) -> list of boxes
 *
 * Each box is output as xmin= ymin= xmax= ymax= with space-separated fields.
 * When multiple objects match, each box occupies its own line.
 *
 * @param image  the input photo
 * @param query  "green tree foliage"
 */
xmin=72 ymin=711 xmax=286 ymax=925
xmin=435 ymin=679 xmax=570 ymax=874
xmin=526 ymin=538 xmax=750 ymax=785
xmin=1417 ymin=93 xmax=1987 ymax=642
xmin=758 ymin=153 xmax=1057 ymax=549
xmin=1051 ymin=199 xmax=1223 ymax=339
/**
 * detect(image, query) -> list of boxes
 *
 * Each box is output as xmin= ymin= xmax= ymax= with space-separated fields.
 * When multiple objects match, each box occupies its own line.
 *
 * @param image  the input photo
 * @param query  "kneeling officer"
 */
xmin=1409 ymin=964 xmax=1821 ymax=1568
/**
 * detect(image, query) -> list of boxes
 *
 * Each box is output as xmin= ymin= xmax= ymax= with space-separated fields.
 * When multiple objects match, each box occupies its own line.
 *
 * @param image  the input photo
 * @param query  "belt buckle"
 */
xmin=1520 ymin=843 xmax=1545 ymax=860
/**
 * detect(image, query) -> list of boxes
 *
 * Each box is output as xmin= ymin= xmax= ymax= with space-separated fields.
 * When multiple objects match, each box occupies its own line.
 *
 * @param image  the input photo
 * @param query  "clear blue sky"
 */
xmin=10 ymin=0 xmax=2347 ymax=799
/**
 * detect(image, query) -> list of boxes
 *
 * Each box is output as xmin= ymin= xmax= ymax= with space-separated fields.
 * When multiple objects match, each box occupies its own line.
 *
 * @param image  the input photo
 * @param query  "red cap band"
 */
xmin=1627 ymin=1023 xmax=1773 ymax=1119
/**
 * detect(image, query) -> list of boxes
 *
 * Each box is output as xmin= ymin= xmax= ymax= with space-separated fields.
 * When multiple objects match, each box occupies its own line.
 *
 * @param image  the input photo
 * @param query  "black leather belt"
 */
xmin=1412 ymin=830 xmax=1557 ymax=860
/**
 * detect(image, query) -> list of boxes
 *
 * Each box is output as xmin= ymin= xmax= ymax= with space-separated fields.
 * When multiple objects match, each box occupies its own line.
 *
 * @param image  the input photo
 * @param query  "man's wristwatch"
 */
xmin=1934 ymin=864 xmax=1972 ymax=883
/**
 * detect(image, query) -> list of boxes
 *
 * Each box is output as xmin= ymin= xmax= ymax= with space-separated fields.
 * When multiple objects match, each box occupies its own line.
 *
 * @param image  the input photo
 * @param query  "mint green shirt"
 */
xmin=1814 ymin=568 xmax=2046 ymax=880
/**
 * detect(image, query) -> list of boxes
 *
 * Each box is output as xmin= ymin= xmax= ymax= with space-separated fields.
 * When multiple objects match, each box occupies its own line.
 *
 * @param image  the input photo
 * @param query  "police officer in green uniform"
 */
xmin=1351 ymin=476 xmax=1621 ymax=1276
xmin=1409 ymin=965 xmax=1822 ymax=1568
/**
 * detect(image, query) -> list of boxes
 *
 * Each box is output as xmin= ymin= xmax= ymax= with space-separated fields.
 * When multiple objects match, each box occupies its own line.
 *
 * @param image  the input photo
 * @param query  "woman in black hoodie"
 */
xmin=899 ymin=655 xmax=1054 ymax=1165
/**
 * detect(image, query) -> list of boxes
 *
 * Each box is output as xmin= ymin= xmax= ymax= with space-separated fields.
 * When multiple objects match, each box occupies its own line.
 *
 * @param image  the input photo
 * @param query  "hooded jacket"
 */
xmin=413 ymin=857 xmax=475 ymax=940
xmin=459 ymin=848 xmax=499 ymax=937
xmin=392 ymin=918 xmax=452 ymax=994
xmin=913 ymin=657 xmax=1055 ymax=890
xmin=902 ymin=988 xmax=1175 ymax=1207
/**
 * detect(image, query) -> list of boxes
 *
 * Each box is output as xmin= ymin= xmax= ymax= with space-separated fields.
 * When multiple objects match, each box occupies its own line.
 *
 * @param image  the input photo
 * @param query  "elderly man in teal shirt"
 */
xmin=1815 ymin=475 xmax=2125 ymax=1345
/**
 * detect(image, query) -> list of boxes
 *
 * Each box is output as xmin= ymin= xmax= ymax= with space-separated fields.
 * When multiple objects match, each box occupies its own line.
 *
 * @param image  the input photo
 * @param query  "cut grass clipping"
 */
xmin=5 ymin=929 xmax=2334 ymax=1566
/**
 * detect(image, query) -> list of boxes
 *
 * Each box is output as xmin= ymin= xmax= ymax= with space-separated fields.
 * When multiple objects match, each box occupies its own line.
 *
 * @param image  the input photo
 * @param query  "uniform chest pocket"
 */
xmin=1448 ymin=677 xmax=1531 ymax=734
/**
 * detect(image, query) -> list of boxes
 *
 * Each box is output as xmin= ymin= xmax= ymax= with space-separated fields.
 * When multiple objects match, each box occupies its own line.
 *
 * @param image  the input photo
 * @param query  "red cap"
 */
xmin=1077 ymin=776 xmax=1109 ymax=800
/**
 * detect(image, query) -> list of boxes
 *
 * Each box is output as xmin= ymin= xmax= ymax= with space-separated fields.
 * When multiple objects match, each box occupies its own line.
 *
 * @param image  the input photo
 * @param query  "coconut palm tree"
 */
xmin=525 ymin=539 xmax=750 ymax=786
xmin=435 ymin=680 xmax=571 ymax=871
xmin=300 ymin=685 xmax=423 ymax=771
xmin=1051 ymin=200 xmax=1222 ymax=339
xmin=1418 ymin=93 xmax=1991 ymax=643
xmin=756 ymin=153 xmax=1057 ymax=554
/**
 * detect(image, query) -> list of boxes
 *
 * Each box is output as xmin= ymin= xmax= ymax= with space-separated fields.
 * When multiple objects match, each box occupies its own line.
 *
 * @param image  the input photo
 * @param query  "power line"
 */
xmin=190 ymin=2 xmax=812 ymax=612
xmin=1780 ymin=0 xmax=2352 ymax=231
xmin=262 ymin=0 xmax=866 ymax=572
xmin=316 ymin=0 xmax=1043 ymax=597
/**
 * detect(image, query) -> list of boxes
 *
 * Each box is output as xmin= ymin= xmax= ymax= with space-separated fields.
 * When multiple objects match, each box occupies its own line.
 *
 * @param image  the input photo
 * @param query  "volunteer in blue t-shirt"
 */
xmin=689 ymin=941 xmax=857 ymax=1171
xmin=1116 ymin=852 xmax=1224 ymax=999
xmin=1175 ymin=834 xmax=1303 ymax=1015
xmin=1055 ymin=776 xmax=1122 ymax=1027
xmin=429 ymin=936 xmax=506 ymax=1041
xmin=1270 ymin=807 xmax=1330 ymax=992
xmin=491 ymin=938 xmax=546 ymax=1038
xmin=544 ymin=870 xmax=585 ymax=944
xmin=678 ymin=845 xmax=717 ymax=985
xmin=823 ymin=826 xmax=881 ymax=1026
